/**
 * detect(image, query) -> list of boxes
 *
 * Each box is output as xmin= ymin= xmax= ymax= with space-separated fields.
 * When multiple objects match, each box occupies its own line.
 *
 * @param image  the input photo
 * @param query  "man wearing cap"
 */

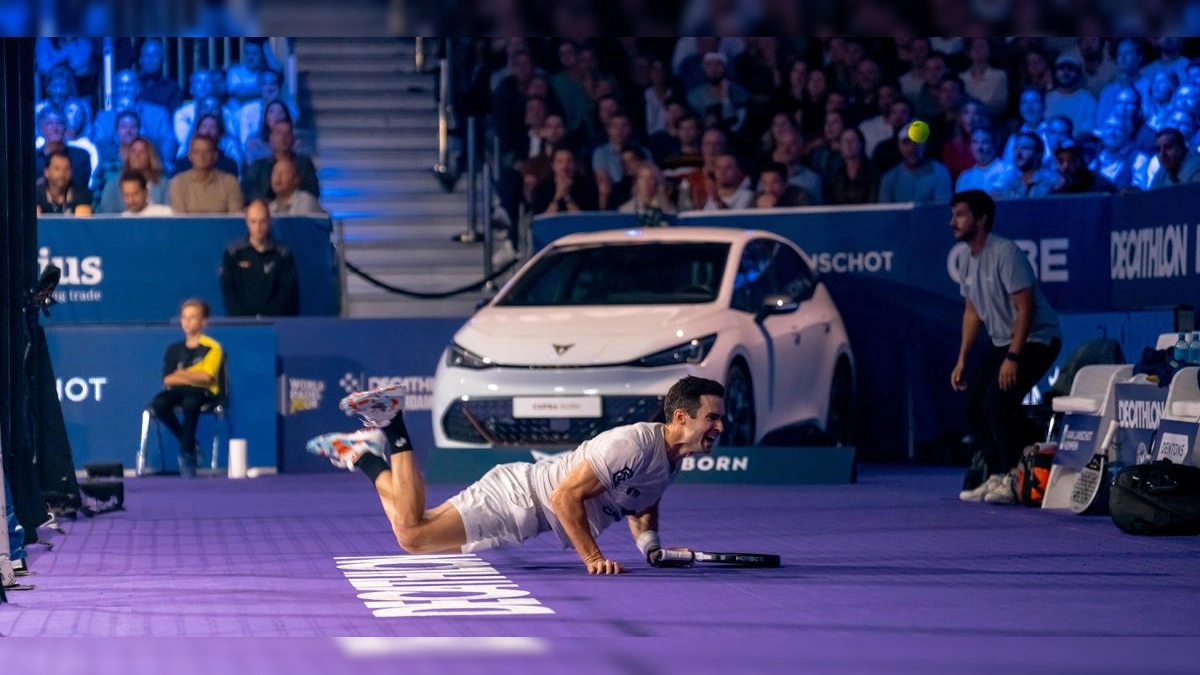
xmin=879 ymin=121 xmax=952 ymax=204
xmin=687 ymin=52 xmax=749 ymax=133
xmin=1045 ymin=53 xmax=1097 ymax=141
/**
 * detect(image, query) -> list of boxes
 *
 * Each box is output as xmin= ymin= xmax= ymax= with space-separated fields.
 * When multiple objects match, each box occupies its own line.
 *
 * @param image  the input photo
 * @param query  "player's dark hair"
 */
xmin=664 ymin=376 xmax=725 ymax=420
xmin=951 ymin=190 xmax=996 ymax=232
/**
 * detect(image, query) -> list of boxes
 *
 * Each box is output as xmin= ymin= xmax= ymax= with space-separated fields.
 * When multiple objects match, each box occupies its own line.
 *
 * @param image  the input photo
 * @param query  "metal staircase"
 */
xmin=294 ymin=37 xmax=493 ymax=318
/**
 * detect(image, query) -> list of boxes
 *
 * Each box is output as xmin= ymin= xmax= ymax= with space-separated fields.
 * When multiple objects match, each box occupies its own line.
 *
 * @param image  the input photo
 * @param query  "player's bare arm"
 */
xmin=549 ymin=460 xmax=623 ymax=575
xmin=627 ymin=502 xmax=661 ymax=563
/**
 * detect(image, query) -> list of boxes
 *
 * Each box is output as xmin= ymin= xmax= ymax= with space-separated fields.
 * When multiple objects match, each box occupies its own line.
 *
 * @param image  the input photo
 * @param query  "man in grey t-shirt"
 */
xmin=949 ymin=190 xmax=1062 ymax=504
xmin=307 ymin=376 xmax=726 ymax=575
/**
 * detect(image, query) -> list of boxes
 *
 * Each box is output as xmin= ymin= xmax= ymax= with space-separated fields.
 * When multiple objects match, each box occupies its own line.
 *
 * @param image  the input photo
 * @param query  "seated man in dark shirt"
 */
xmin=241 ymin=119 xmax=319 ymax=203
xmin=220 ymin=199 xmax=300 ymax=317
xmin=1051 ymin=141 xmax=1116 ymax=194
xmin=148 ymin=298 xmax=223 ymax=478
xmin=35 ymin=150 xmax=92 ymax=215
xmin=531 ymin=147 xmax=599 ymax=214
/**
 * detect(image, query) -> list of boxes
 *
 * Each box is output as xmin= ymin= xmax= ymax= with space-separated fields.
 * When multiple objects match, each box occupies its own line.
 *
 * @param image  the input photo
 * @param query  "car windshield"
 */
xmin=496 ymin=241 xmax=730 ymax=306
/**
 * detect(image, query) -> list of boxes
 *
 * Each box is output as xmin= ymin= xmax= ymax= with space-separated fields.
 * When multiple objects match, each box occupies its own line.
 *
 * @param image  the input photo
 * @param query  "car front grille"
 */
xmin=441 ymin=396 xmax=664 ymax=446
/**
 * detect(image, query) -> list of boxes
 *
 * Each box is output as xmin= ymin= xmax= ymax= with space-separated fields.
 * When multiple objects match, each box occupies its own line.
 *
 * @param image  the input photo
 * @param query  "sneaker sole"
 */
xmin=306 ymin=433 xmax=358 ymax=470
xmin=339 ymin=385 xmax=407 ymax=427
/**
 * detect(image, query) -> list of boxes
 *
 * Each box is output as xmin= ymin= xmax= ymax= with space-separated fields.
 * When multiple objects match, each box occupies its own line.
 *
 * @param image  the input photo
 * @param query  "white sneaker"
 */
xmin=339 ymin=385 xmax=406 ymax=428
xmin=306 ymin=428 xmax=387 ymax=471
xmin=960 ymin=474 xmax=1003 ymax=502
xmin=983 ymin=473 xmax=1016 ymax=504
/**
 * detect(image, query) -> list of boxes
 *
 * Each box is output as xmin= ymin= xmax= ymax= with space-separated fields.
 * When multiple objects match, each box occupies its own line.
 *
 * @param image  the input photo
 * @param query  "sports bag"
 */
xmin=1109 ymin=461 xmax=1200 ymax=535
xmin=1014 ymin=442 xmax=1056 ymax=507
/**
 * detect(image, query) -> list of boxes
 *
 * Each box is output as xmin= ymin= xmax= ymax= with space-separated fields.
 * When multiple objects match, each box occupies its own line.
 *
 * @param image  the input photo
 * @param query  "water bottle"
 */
xmin=1175 ymin=332 xmax=1189 ymax=364
xmin=1190 ymin=331 xmax=1200 ymax=365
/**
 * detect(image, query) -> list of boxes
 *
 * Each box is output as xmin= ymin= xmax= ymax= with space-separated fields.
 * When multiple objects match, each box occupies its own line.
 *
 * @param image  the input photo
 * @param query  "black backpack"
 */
xmin=1109 ymin=462 xmax=1200 ymax=536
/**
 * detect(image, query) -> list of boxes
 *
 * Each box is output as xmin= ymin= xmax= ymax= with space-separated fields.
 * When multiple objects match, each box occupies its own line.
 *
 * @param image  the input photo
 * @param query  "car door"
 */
xmin=731 ymin=239 xmax=794 ymax=418
xmin=768 ymin=243 xmax=828 ymax=424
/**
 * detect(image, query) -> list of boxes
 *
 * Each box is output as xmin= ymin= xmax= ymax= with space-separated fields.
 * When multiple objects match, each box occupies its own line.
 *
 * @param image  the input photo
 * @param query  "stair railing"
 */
xmin=433 ymin=39 xmax=456 ymax=191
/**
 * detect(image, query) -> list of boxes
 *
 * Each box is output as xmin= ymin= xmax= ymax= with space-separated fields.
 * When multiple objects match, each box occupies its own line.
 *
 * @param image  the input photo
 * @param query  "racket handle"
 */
xmin=1100 ymin=420 xmax=1119 ymax=457
xmin=653 ymin=548 xmax=695 ymax=567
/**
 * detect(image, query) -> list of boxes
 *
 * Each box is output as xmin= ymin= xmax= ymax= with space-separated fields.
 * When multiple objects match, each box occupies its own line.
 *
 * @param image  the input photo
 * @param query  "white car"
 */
xmin=432 ymin=227 xmax=855 ymax=448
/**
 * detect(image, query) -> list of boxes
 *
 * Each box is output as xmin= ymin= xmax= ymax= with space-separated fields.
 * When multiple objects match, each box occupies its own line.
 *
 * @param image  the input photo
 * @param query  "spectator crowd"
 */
xmin=33 ymin=37 xmax=324 ymax=218
xmin=457 ymin=36 xmax=1200 ymax=228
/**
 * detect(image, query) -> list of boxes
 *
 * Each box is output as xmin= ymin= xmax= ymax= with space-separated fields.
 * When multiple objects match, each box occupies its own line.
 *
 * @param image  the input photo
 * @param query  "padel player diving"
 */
xmin=308 ymin=375 xmax=726 ymax=574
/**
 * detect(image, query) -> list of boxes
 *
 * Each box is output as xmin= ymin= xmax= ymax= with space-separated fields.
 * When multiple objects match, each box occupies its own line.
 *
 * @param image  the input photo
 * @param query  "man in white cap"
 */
xmin=1045 ymin=52 xmax=1097 ymax=139
xmin=687 ymin=51 xmax=749 ymax=132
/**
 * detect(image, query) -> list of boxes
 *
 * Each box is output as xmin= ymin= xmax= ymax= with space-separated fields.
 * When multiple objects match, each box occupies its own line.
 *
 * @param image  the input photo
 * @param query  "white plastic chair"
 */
xmin=1050 ymin=364 xmax=1133 ymax=417
xmin=1164 ymin=366 xmax=1200 ymax=422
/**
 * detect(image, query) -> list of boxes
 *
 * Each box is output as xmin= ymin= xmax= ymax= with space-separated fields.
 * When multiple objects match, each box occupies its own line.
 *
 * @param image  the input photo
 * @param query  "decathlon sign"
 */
xmin=1110 ymin=185 xmax=1200 ymax=310
xmin=334 ymin=554 xmax=554 ymax=618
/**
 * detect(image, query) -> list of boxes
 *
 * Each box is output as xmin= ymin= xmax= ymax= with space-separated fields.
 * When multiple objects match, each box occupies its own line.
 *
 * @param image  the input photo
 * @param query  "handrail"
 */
xmin=433 ymin=39 xmax=455 ymax=190
xmin=98 ymin=37 xmax=299 ymax=116
xmin=102 ymin=38 xmax=114 ymax=111
xmin=335 ymin=219 xmax=348 ymax=317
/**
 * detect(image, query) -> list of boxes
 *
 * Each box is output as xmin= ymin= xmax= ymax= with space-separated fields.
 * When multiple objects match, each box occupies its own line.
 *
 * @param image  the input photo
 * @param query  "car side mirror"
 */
xmin=755 ymin=294 xmax=799 ymax=323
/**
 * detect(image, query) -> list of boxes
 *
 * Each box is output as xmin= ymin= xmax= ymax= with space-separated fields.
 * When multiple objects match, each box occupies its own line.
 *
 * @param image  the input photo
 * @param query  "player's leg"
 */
xmin=377 ymin=407 xmax=469 ymax=553
xmin=311 ymin=384 xmax=468 ymax=553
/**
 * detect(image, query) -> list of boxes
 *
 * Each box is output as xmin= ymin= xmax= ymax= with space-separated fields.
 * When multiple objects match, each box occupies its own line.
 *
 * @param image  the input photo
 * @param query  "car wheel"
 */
xmin=824 ymin=359 xmax=854 ymax=446
xmin=722 ymin=362 xmax=755 ymax=446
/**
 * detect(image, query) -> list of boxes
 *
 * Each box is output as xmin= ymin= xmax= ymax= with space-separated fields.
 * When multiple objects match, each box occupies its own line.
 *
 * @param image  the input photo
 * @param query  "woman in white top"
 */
xmin=643 ymin=59 xmax=676 ymax=137
xmin=619 ymin=163 xmax=676 ymax=225
xmin=959 ymin=38 xmax=1008 ymax=118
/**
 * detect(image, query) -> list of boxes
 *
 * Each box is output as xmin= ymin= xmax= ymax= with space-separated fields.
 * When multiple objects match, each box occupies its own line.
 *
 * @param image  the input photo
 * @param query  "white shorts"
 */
xmin=448 ymin=462 xmax=550 ymax=553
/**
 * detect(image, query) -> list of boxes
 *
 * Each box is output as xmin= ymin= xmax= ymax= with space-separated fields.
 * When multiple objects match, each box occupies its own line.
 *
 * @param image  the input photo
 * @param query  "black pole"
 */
xmin=1 ymin=38 xmax=47 ymax=570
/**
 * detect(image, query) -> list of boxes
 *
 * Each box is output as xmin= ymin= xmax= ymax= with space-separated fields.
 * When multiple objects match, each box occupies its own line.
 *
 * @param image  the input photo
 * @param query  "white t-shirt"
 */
xmin=122 ymin=204 xmax=175 ymax=217
xmin=531 ymin=422 xmax=678 ymax=548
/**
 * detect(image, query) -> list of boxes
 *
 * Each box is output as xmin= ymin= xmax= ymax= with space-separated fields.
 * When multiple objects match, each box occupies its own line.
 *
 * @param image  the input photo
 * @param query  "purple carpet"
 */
xmin=2 ymin=465 xmax=1199 ymax=670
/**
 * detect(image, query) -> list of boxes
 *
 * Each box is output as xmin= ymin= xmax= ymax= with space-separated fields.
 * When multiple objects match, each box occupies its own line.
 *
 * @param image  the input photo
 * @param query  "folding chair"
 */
xmin=135 ymin=355 xmax=230 ymax=476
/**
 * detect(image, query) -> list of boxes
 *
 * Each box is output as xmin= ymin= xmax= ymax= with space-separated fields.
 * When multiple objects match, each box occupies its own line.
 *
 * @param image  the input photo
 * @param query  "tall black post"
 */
xmin=0 ymin=38 xmax=48 ymax=553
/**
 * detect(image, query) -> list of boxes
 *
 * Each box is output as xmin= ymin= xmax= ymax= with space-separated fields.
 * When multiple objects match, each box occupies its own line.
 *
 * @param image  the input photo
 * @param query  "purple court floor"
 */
xmin=3 ymin=464 xmax=1200 ymax=649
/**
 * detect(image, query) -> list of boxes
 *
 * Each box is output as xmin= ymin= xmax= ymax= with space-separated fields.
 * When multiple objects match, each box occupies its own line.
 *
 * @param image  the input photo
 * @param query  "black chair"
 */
xmin=135 ymin=355 xmax=230 ymax=476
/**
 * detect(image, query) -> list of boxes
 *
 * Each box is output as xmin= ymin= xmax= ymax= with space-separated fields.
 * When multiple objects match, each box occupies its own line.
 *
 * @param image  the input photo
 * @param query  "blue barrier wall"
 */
xmin=276 ymin=318 xmax=463 ymax=473
xmin=38 ymin=215 xmax=337 ymax=323
xmin=532 ymin=190 xmax=1191 ymax=460
xmin=533 ymin=188 xmax=1187 ymax=313
xmin=45 ymin=324 xmax=278 ymax=471
xmin=1110 ymin=185 xmax=1200 ymax=310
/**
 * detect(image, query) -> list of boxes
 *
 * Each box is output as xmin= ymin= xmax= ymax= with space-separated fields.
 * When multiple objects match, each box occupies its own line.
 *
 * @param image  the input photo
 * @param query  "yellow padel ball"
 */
xmin=907 ymin=120 xmax=930 ymax=143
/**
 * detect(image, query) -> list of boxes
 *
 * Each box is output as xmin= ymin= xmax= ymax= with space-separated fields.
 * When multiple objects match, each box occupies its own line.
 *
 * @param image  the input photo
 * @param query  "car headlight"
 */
xmin=634 ymin=334 xmax=717 ymax=367
xmin=445 ymin=342 xmax=494 ymax=369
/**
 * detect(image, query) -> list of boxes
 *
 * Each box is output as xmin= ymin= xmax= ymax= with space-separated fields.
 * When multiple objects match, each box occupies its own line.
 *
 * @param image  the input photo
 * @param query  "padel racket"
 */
xmin=1070 ymin=419 xmax=1117 ymax=515
xmin=653 ymin=548 xmax=781 ymax=568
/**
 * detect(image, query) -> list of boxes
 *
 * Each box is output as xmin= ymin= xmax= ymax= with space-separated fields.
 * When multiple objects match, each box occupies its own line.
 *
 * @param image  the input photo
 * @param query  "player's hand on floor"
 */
xmin=584 ymin=554 xmax=624 ymax=575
